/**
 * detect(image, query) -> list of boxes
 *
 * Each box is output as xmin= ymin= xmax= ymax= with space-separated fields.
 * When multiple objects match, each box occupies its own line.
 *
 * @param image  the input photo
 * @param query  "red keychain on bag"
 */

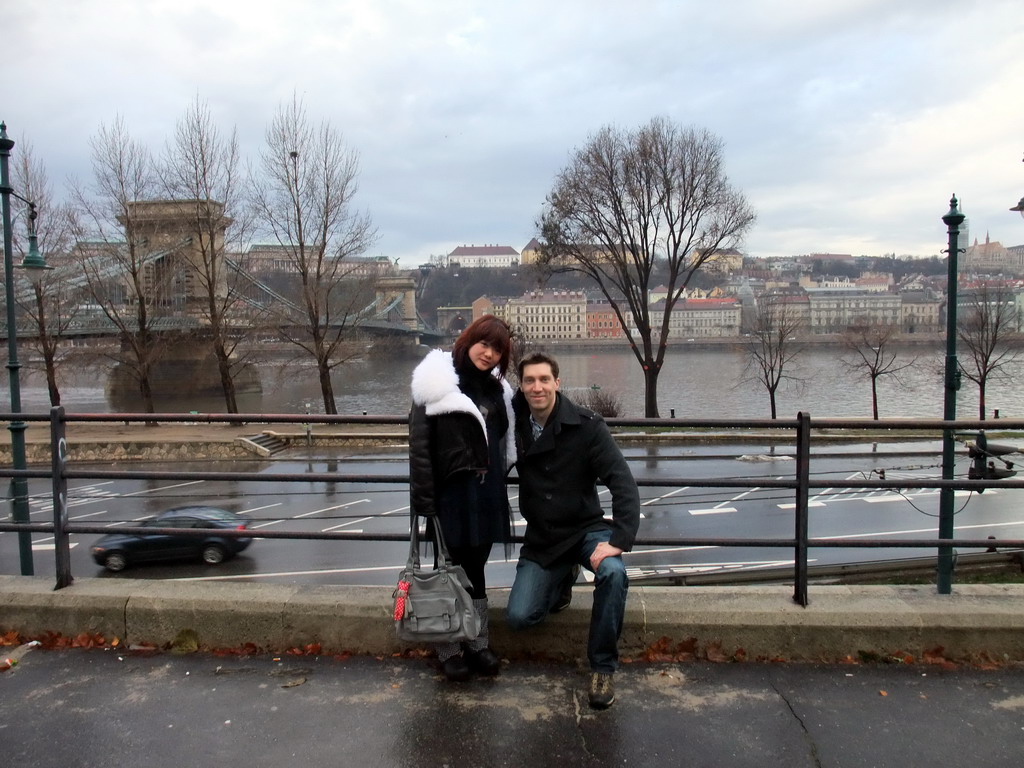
xmin=393 ymin=579 xmax=411 ymax=620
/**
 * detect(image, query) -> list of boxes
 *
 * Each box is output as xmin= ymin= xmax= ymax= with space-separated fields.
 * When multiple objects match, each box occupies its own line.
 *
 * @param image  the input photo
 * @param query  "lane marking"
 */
xmin=239 ymin=503 xmax=283 ymax=514
xmin=784 ymin=489 xmax=981 ymax=510
xmin=30 ymin=482 xmax=116 ymax=509
xmin=250 ymin=518 xmax=287 ymax=530
xmin=823 ymin=519 xmax=1024 ymax=540
xmin=69 ymin=510 xmax=109 ymax=520
xmin=103 ymin=514 xmax=155 ymax=528
xmin=627 ymin=558 xmax=798 ymax=577
xmin=642 ymin=487 xmax=690 ymax=506
xmin=296 ymin=499 xmax=369 ymax=519
xmin=177 ymin=552 xmax=534 ymax=583
xmin=251 ymin=500 xmax=371 ymax=530
xmin=39 ymin=481 xmax=207 ymax=518
xmin=629 ymin=545 xmax=717 ymax=555
xmin=321 ymin=503 xmax=409 ymax=532
xmin=729 ymin=487 xmax=762 ymax=502
xmin=122 ymin=480 xmax=206 ymax=496
xmin=36 ymin=479 xmax=208 ymax=515
xmin=176 ymin=563 xmax=408 ymax=581
xmin=689 ymin=507 xmax=738 ymax=516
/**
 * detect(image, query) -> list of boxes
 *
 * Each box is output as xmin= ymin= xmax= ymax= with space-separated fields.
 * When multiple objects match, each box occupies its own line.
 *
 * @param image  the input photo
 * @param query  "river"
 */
xmin=5 ymin=343 xmax=1024 ymax=420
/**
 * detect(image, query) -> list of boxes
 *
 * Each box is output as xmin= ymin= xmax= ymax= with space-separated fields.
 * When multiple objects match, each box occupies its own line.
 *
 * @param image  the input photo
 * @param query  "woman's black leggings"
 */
xmin=447 ymin=542 xmax=492 ymax=600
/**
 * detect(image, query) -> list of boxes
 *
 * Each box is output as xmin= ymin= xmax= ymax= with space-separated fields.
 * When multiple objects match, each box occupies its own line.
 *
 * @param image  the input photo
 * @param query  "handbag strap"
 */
xmin=407 ymin=513 xmax=453 ymax=571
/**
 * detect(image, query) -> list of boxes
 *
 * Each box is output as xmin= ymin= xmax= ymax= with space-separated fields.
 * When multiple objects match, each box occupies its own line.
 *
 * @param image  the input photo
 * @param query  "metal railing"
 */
xmin=4 ymin=407 xmax=1024 ymax=605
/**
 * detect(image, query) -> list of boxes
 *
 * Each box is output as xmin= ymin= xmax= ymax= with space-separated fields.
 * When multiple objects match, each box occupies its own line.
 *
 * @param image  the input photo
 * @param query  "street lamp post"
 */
xmin=1 ymin=122 xmax=52 ymax=576
xmin=937 ymin=195 xmax=965 ymax=594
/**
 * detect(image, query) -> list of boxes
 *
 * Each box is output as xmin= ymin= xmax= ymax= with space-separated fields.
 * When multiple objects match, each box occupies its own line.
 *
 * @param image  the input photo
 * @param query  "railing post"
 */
xmin=50 ymin=406 xmax=72 ymax=589
xmin=793 ymin=411 xmax=811 ymax=606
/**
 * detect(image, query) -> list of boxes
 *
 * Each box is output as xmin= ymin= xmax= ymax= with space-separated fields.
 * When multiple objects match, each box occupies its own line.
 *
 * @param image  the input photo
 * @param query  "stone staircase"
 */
xmin=235 ymin=432 xmax=289 ymax=457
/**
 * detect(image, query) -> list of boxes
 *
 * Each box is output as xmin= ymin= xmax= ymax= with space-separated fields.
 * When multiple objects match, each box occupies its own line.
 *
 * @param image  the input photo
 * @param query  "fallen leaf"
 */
xmin=879 ymin=690 xmax=888 ymax=697
xmin=1 ymin=630 xmax=21 ymax=647
xmin=706 ymin=642 xmax=730 ymax=663
xmin=281 ymin=677 xmax=307 ymax=688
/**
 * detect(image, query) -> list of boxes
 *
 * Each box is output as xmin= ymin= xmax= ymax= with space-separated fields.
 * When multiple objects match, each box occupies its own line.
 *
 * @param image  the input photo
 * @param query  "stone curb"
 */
xmin=4 ymin=576 xmax=1024 ymax=662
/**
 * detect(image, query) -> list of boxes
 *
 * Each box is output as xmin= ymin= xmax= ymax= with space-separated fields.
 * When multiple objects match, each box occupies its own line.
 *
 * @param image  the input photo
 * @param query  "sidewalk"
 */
xmin=2 ymin=647 xmax=1022 ymax=768
xmin=5 ymin=577 xmax=1024 ymax=766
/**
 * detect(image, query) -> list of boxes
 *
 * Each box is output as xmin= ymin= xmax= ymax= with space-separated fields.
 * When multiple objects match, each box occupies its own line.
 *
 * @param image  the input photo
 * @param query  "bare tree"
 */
xmin=10 ymin=140 xmax=80 ymax=406
xmin=159 ymin=97 xmax=256 ymax=413
xmin=250 ymin=96 xmax=377 ymax=414
xmin=840 ymin=324 xmax=916 ymax=420
xmin=538 ymin=117 xmax=755 ymax=416
xmin=957 ymin=283 xmax=1023 ymax=419
xmin=70 ymin=117 xmax=177 ymax=415
xmin=741 ymin=295 xmax=805 ymax=419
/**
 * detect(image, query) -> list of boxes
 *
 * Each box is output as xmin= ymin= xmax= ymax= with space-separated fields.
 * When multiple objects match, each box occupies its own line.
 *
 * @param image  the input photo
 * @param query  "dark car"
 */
xmin=91 ymin=506 xmax=252 ymax=572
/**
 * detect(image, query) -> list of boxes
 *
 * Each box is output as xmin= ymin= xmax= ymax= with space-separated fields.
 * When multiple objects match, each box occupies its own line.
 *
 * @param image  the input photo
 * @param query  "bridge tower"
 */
xmin=374 ymin=275 xmax=419 ymax=331
xmin=123 ymin=199 xmax=231 ymax=312
xmin=107 ymin=200 xmax=260 ymax=404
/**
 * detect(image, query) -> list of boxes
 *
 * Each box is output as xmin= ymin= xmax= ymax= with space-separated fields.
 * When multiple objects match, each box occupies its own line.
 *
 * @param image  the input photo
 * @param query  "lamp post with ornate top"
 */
xmin=937 ymin=195 xmax=965 ymax=594
xmin=2 ymin=122 xmax=52 ymax=575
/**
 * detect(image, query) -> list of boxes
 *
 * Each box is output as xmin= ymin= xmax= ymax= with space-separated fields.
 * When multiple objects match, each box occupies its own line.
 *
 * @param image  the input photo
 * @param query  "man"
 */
xmin=506 ymin=352 xmax=640 ymax=709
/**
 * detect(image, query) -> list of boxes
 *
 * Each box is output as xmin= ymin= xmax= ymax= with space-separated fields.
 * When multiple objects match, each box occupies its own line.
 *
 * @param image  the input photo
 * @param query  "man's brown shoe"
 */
xmin=588 ymin=672 xmax=615 ymax=709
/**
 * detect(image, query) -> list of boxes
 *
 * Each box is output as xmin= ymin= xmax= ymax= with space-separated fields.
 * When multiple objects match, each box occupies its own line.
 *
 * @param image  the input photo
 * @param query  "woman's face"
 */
xmin=468 ymin=340 xmax=500 ymax=372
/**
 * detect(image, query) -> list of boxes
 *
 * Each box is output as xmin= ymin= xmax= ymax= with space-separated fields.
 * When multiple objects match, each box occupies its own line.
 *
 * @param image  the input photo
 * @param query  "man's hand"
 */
xmin=590 ymin=541 xmax=623 ymax=572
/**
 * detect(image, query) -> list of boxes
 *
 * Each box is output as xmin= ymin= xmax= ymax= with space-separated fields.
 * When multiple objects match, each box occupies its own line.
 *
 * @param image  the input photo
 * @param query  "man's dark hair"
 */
xmin=452 ymin=315 xmax=513 ymax=376
xmin=517 ymin=351 xmax=559 ymax=380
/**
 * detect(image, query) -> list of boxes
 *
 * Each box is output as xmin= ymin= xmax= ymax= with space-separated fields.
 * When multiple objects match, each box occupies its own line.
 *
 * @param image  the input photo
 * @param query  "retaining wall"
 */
xmin=4 ymin=576 xmax=1024 ymax=663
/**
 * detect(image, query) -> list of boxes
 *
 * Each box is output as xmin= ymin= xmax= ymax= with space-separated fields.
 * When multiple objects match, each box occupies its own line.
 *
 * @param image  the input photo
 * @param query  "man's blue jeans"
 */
xmin=505 ymin=529 xmax=628 ymax=674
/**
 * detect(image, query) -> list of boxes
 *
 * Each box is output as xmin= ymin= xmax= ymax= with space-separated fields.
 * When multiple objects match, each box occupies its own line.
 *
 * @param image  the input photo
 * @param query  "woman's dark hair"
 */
xmin=452 ymin=315 xmax=513 ymax=377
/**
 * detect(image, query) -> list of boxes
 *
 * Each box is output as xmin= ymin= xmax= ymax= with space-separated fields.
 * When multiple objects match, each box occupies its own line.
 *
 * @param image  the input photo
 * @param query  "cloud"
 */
xmin=4 ymin=0 xmax=1023 ymax=264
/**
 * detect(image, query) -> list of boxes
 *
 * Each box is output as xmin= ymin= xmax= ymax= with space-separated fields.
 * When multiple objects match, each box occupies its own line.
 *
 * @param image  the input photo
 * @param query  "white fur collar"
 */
xmin=411 ymin=348 xmax=517 ymax=469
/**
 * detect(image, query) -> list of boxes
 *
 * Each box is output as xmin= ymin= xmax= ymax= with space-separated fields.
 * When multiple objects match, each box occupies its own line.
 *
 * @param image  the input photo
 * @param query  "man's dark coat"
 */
xmin=512 ymin=391 xmax=640 ymax=567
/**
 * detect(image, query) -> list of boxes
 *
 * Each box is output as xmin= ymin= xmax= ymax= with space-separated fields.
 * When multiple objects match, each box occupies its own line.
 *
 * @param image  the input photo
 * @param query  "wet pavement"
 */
xmin=3 ymin=647 xmax=1024 ymax=767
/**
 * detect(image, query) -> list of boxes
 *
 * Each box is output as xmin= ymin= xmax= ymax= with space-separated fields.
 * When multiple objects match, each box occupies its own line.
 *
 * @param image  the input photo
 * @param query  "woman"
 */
xmin=408 ymin=315 xmax=516 ymax=681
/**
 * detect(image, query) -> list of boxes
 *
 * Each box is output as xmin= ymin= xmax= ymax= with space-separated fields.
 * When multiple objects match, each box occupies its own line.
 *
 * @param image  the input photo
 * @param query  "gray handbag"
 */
xmin=393 ymin=516 xmax=481 ymax=644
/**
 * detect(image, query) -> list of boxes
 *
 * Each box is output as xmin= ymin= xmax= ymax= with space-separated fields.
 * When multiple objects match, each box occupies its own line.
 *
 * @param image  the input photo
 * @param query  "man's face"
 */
xmin=520 ymin=362 xmax=560 ymax=419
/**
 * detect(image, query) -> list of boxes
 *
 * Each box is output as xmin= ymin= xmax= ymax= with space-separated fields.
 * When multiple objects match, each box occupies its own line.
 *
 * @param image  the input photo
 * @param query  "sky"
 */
xmin=5 ymin=0 xmax=1024 ymax=266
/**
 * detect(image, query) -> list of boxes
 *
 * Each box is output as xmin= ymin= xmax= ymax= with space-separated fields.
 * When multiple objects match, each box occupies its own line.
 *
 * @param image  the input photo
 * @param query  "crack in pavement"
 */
xmin=572 ymin=685 xmax=600 ymax=761
xmin=770 ymin=676 xmax=823 ymax=768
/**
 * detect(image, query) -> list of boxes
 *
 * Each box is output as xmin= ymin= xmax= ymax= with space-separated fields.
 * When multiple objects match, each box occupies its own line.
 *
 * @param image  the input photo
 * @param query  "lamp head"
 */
xmin=18 ymin=232 xmax=52 ymax=286
xmin=16 ymin=206 xmax=52 ymax=286
xmin=942 ymin=194 xmax=965 ymax=228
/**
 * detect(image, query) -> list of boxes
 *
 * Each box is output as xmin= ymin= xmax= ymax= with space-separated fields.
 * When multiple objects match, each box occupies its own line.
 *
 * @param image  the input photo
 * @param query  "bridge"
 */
xmin=3 ymin=199 xmax=448 ymax=345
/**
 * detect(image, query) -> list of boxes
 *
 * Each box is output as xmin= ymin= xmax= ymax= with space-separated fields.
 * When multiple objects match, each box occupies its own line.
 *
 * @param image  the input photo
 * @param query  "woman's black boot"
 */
xmin=464 ymin=647 xmax=501 ymax=676
xmin=441 ymin=654 xmax=471 ymax=682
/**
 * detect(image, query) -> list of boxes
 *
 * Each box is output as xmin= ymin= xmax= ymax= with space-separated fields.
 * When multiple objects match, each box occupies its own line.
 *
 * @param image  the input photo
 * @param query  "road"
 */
xmin=4 ymin=439 xmax=1023 ymax=586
